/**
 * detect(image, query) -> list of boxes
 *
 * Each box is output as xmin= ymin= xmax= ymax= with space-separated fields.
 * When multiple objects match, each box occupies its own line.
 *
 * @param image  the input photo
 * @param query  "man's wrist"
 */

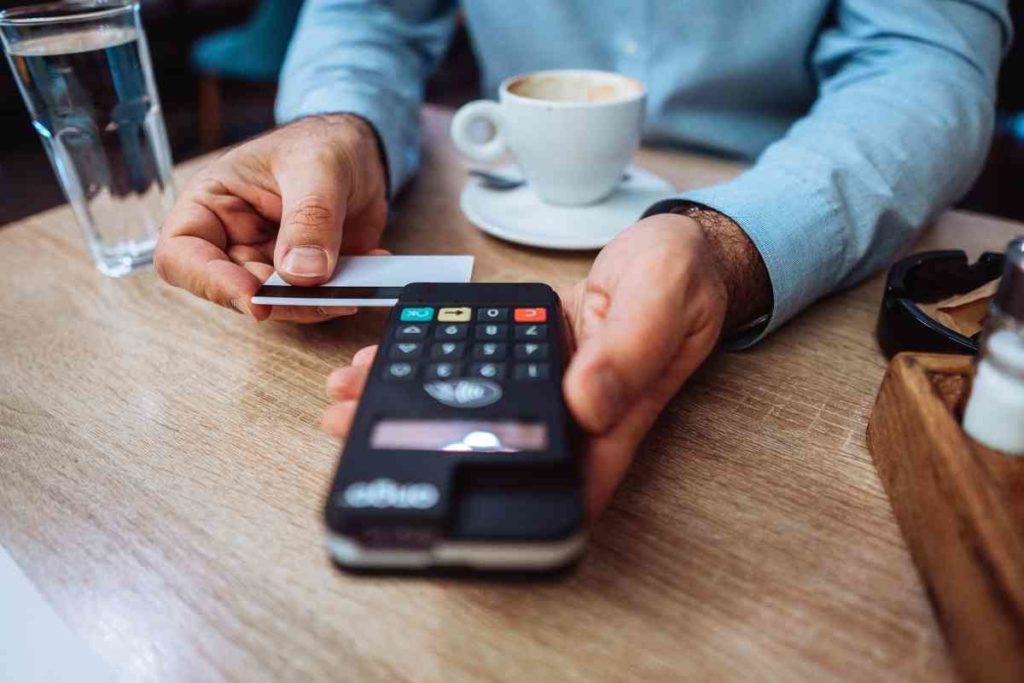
xmin=667 ymin=202 xmax=773 ymax=336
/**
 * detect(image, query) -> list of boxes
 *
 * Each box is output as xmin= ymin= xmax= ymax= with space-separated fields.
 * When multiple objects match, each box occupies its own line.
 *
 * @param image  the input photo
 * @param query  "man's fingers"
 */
xmin=240 ymin=260 xmax=274 ymax=282
xmin=582 ymin=391 xmax=673 ymax=518
xmin=564 ymin=232 xmax=724 ymax=436
xmin=563 ymin=280 xmax=680 ymax=434
xmin=156 ymin=118 xmax=389 ymax=319
xmin=266 ymin=306 xmax=357 ymax=323
xmin=155 ymin=231 xmax=268 ymax=319
xmin=272 ymin=153 xmax=348 ymax=286
xmin=235 ymin=247 xmax=358 ymax=323
xmin=322 ymin=400 xmax=358 ymax=439
xmin=228 ymin=242 xmax=274 ymax=266
xmin=338 ymin=200 xmax=388 ymax=255
xmin=156 ymin=194 xmax=272 ymax=320
xmin=326 ymin=365 xmax=370 ymax=400
xmin=352 ymin=345 xmax=378 ymax=367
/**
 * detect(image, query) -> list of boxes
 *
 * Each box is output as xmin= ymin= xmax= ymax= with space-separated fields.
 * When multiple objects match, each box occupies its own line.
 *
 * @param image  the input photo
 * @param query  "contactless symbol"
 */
xmin=423 ymin=379 xmax=502 ymax=407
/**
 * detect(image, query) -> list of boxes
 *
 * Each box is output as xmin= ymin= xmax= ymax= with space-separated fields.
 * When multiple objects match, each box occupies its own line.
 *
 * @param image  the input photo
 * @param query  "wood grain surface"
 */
xmin=1 ymin=106 xmax=1022 ymax=682
xmin=868 ymin=354 xmax=1024 ymax=683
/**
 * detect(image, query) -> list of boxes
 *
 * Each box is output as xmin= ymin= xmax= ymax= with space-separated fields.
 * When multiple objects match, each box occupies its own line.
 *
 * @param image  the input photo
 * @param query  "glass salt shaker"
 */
xmin=963 ymin=237 xmax=1024 ymax=455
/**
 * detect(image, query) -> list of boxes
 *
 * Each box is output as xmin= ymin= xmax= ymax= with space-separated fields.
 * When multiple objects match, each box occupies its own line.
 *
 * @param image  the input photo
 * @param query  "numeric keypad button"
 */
xmin=390 ymin=342 xmax=422 ymax=359
xmin=383 ymin=362 xmax=416 ymax=380
xmin=425 ymin=363 xmax=460 ymax=380
xmin=469 ymin=362 xmax=506 ymax=380
xmin=399 ymin=307 xmax=434 ymax=322
xmin=431 ymin=342 xmax=465 ymax=360
xmin=476 ymin=323 xmax=507 ymax=340
xmin=395 ymin=323 xmax=428 ymax=340
xmin=435 ymin=323 xmax=468 ymax=340
xmin=472 ymin=343 xmax=507 ymax=360
xmin=477 ymin=307 xmax=508 ymax=322
xmin=438 ymin=307 xmax=471 ymax=322
xmin=514 ymin=307 xmax=547 ymax=323
xmin=513 ymin=363 xmax=550 ymax=381
xmin=514 ymin=343 xmax=548 ymax=360
xmin=514 ymin=324 xmax=547 ymax=340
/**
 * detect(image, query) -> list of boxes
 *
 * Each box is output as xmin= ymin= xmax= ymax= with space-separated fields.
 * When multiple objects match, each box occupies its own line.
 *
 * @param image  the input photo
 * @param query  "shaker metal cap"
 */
xmin=995 ymin=236 xmax=1024 ymax=320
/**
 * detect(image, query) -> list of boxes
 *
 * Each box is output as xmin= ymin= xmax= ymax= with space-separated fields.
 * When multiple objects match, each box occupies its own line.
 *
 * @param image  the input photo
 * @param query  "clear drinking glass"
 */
xmin=0 ymin=1 xmax=175 ymax=277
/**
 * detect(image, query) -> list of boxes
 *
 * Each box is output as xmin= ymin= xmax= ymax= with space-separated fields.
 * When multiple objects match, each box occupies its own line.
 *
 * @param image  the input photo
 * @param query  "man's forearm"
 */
xmin=668 ymin=205 xmax=772 ymax=336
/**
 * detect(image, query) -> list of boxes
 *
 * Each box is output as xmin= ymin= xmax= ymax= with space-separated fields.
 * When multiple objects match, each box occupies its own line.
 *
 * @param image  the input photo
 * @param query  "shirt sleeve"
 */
xmin=275 ymin=0 xmax=458 ymax=196
xmin=655 ymin=0 xmax=1012 ymax=347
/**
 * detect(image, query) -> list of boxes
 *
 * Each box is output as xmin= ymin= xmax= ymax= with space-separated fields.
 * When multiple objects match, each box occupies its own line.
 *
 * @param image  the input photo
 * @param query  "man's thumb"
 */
xmin=273 ymin=160 xmax=346 ymax=285
xmin=561 ymin=282 xmax=681 ymax=435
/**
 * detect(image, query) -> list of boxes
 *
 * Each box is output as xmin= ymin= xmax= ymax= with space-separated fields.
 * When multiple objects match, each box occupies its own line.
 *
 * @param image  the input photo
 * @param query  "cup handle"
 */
xmin=450 ymin=100 xmax=506 ymax=163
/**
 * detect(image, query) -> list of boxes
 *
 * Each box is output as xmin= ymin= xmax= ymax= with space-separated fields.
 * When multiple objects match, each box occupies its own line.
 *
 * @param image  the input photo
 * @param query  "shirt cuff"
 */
xmin=276 ymin=83 xmax=418 ymax=198
xmin=643 ymin=167 xmax=843 ymax=347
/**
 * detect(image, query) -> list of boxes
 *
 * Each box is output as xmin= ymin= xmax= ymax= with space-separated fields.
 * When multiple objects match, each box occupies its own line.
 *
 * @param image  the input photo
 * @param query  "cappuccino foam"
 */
xmin=508 ymin=73 xmax=642 ymax=103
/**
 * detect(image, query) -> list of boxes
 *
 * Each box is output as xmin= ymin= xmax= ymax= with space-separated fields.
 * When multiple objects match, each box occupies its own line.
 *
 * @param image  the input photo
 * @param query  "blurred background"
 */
xmin=0 ymin=0 xmax=1021 ymax=227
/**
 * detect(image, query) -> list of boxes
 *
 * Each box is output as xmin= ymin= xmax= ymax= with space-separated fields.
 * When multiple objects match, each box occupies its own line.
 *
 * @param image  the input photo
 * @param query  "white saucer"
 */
xmin=460 ymin=164 xmax=675 ymax=250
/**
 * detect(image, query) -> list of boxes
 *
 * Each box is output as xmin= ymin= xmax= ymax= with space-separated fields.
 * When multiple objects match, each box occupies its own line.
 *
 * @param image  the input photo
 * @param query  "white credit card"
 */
xmin=251 ymin=255 xmax=475 ymax=307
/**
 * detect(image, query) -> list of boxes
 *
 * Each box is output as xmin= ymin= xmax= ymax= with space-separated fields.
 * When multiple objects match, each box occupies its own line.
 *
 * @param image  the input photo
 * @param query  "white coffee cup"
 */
xmin=450 ymin=69 xmax=646 ymax=206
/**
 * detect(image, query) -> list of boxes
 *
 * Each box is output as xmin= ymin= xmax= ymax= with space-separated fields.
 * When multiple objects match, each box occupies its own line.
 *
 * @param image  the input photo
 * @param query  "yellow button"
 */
xmin=438 ymin=307 xmax=471 ymax=322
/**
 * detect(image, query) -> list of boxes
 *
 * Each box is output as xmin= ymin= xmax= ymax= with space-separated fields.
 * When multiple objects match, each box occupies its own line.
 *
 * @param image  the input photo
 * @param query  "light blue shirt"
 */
xmin=277 ymin=0 xmax=1012 ymax=343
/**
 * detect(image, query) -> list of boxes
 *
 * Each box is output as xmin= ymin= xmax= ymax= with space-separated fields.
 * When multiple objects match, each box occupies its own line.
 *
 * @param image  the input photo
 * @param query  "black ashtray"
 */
xmin=877 ymin=250 xmax=1004 ymax=358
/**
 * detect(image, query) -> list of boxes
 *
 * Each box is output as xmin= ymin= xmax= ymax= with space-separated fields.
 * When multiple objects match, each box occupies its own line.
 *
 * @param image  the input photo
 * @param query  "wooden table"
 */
xmin=1 ymin=107 xmax=1021 ymax=682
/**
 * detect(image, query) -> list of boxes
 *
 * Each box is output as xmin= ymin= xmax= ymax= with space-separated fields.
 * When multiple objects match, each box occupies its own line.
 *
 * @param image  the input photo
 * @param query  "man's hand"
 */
xmin=155 ymin=114 xmax=389 ymax=322
xmin=322 ymin=212 xmax=771 ymax=516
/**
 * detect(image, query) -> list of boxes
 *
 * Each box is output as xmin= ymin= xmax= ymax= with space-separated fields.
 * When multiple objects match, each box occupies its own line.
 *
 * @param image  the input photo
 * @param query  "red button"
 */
xmin=514 ymin=307 xmax=547 ymax=323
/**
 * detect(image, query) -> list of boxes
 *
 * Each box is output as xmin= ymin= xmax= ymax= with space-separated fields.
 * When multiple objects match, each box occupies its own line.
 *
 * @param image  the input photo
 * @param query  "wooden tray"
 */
xmin=867 ymin=353 xmax=1024 ymax=682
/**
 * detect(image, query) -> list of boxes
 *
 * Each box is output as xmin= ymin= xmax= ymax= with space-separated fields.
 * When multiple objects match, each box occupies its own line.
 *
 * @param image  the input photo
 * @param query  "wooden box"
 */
xmin=867 ymin=353 xmax=1024 ymax=682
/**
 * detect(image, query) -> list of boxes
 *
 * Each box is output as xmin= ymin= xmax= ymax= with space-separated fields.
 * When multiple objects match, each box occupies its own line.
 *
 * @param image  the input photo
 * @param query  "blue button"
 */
xmin=400 ymin=307 xmax=434 ymax=322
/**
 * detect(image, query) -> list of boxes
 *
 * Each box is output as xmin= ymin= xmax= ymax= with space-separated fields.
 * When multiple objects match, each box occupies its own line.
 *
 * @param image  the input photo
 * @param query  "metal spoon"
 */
xmin=469 ymin=169 xmax=632 ymax=191
xmin=468 ymin=169 xmax=527 ymax=190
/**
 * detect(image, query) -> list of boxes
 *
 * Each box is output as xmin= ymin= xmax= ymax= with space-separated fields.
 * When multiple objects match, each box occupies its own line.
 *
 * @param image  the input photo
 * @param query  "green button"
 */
xmin=400 ymin=306 xmax=434 ymax=322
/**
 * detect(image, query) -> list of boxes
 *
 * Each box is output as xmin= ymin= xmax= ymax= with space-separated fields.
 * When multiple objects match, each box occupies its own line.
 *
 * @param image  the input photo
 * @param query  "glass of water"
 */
xmin=0 ymin=1 xmax=175 ymax=277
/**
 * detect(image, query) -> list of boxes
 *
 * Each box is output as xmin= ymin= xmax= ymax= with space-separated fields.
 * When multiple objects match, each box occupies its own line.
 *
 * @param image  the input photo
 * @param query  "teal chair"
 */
xmin=190 ymin=0 xmax=304 ymax=148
